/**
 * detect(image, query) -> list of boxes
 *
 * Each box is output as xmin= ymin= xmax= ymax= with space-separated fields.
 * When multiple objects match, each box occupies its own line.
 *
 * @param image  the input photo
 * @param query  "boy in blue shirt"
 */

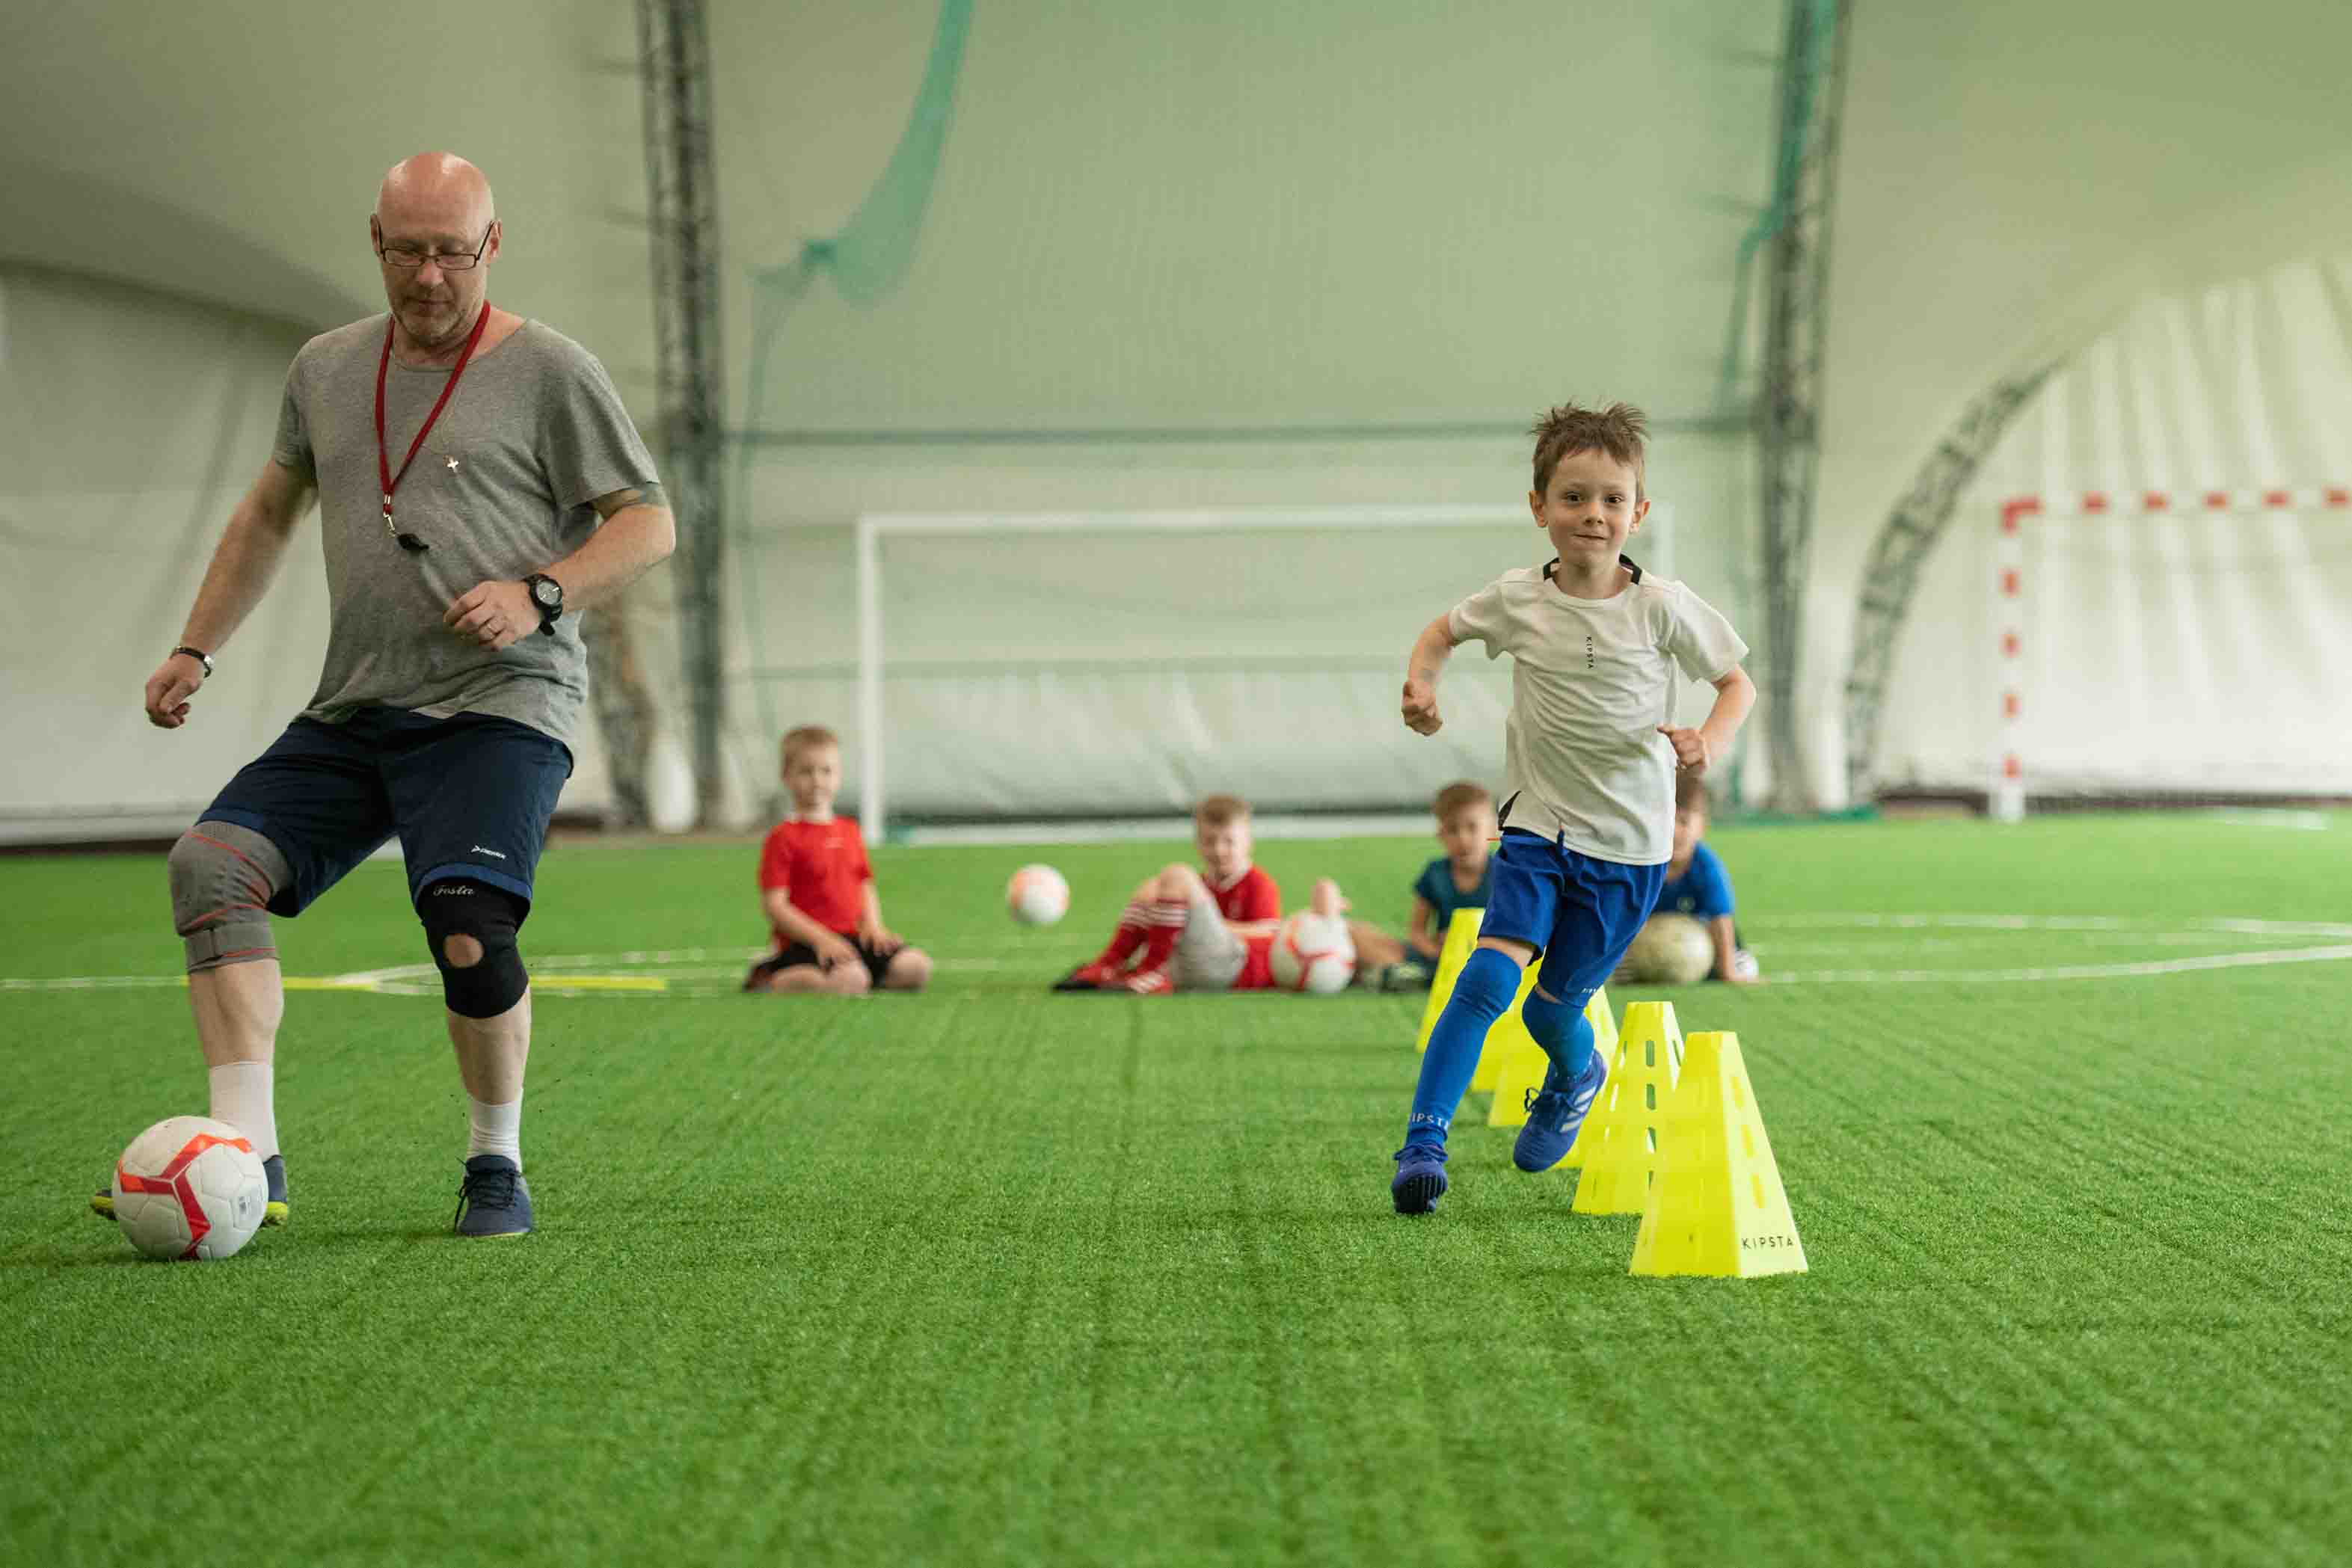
xmin=1390 ymin=401 xmax=1755 ymax=1216
xmin=1351 ymin=781 xmax=1497 ymax=990
xmin=1645 ymin=773 xmax=1760 ymax=983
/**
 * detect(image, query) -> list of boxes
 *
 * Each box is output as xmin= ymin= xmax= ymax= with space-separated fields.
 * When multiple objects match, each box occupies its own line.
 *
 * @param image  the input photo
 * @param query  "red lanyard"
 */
xmin=375 ymin=301 xmax=491 ymax=535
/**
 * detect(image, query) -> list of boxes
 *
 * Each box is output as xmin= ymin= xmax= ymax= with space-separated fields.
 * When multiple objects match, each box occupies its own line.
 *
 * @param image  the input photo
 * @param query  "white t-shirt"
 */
xmin=1447 ymin=561 xmax=1748 ymax=864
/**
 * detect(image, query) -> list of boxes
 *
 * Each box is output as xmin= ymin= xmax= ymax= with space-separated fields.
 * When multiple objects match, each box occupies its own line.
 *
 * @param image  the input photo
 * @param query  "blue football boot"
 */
xmin=1512 ymin=1046 xmax=1610 ymax=1173
xmin=1390 ymin=1143 xmax=1449 ymax=1215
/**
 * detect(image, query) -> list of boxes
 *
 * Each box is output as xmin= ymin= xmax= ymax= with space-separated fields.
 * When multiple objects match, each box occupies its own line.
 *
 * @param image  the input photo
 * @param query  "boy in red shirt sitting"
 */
xmin=1054 ymin=794 xmax=1282 ymax=995
xmin=743 ymin=726 xmax=933 ymax=994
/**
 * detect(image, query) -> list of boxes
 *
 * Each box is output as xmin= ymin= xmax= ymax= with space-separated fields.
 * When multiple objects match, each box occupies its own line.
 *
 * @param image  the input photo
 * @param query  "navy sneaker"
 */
xmin=93 ymin=1152 xmax=289 ymax=1226
xmin=1513 ymin=1047 xmax=1610 ymax=1172
xmin=1390 ymin=1143 xmax=1449 ymax=1215
xmin=452 ymin=1155 xmax=534 ymax=1238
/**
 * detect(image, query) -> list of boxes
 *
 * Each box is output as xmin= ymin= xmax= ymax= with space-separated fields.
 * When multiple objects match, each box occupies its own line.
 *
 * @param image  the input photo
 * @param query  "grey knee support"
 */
xmin=170 ymin=821 xmax=291 ymax=973
xmin=420 ymin=880 xmax=529 ymax=1018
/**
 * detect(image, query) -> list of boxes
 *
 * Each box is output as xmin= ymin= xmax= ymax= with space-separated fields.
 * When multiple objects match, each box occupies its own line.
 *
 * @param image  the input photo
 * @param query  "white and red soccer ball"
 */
xmin=112 ymin=1116 xmax=267 ymax=1261
xmin=1270 ymin=911 xmax=1356 ymax=994
xmin=1006 ymin=864 xmax=1069 ymax=926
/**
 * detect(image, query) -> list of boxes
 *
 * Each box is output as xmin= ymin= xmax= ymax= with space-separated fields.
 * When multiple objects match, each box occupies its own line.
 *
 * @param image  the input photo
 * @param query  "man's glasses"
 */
xmin=376 ymin=221 xmax=495 ymax=272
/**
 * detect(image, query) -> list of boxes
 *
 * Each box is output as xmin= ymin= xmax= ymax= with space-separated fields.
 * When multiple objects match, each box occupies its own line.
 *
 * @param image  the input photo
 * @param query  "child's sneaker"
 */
xmin=1512 ymin=1048 xmax=1609 ymax=1172
xmin=1390 ymin=1143 xmax=1448 ymax=1215
xmin=452 ymin=1155 xmax=534 ymax=1238
xmin=1376 ymin=959 xmax=1435 ymax=992
xmin=93 ymin=1152 xmax=289 ymax=1227
xmin=1121 ymin=967 xmax=1174 ymax=996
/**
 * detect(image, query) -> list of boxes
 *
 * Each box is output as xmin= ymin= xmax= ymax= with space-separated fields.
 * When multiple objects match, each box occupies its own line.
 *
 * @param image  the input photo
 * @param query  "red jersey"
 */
xmin=756 ymin=817 xmax=872 ymax=941
xmin=1206 ymin=865 xmax=1282 ymax=991
xmin=1205 ymin=864 xmax=1280 ymax=923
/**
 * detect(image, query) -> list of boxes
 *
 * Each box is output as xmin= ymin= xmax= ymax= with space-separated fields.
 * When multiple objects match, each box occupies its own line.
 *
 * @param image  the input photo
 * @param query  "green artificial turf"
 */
xmin=4 ymin=813 xmax=2349 ymax=1567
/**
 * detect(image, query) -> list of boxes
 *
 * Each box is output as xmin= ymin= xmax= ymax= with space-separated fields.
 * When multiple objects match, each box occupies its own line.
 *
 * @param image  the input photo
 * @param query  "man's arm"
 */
xmin=1401 ymin=615 xmax=1458 ymax=735
xmin=445 ymin=488 xmax=678 ymax=649
xmin=144 ymin=458 xmax=317 ymax=728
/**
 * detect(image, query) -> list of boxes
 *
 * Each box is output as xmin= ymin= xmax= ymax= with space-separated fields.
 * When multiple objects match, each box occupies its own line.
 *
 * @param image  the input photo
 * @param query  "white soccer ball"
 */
xmin=1006 ymin=863 xmax=1070 ymax=926
xmin=111 ymin=1115 xmax=267 ymax=1262
xmin=1618 ymin=913 xmax=1716 ymax=985
xmin=1270 ymin=911 xmax=1357 ymax=994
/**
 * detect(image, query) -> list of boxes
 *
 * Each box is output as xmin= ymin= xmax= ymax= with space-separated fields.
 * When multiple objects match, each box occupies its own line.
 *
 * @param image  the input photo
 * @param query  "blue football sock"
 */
xmin=1404 ymin=947 xmax=1520 ymax=1149
xmin=1520 ymin=988 xmax=1594 ymax=1083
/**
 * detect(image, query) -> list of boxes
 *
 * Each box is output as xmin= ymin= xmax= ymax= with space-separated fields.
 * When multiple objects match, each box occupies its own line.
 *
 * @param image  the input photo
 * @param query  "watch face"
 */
xmin=533 ymin=579 xmax=560 ymax=607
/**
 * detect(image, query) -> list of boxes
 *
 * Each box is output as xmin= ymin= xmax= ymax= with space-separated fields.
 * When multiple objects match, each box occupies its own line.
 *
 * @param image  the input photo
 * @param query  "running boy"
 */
xmin=744 ymin=726 xmax=933 ymax=994
xmin=1389 ymin=402 xmax=1754 ymax=1215
xmin=1646 ymin=773 xmax=1760 ymax=983
xmin=1053 ymin=794 xmax=1281 ymax=994
xmin=1348 ymin=780 xmax=1498 ymax=990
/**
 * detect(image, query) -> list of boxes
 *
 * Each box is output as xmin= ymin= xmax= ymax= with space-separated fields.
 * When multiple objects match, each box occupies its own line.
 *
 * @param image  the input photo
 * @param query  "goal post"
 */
xmin=852 ymin=502 xmax=1678 ymax=840
xmin=1990 ymin=485 xmax=2352 ymax=820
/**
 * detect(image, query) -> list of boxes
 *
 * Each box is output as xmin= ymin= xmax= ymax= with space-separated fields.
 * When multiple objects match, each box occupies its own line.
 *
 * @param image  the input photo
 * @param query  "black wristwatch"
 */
xmin=171 ymin=645 xmax=213 ymax=677
xmin=522 ymin=574 xmax=563 ymax=636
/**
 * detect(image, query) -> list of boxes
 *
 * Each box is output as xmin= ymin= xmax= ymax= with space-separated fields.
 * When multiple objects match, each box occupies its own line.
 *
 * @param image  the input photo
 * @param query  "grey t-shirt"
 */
xmin=273 ymin=315 xmax=660 ymax=750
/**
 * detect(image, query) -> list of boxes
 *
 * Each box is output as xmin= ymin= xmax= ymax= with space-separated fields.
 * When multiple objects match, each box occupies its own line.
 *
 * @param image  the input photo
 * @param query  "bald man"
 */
xmin=93 ymin=153 xmax=675 ymax=1239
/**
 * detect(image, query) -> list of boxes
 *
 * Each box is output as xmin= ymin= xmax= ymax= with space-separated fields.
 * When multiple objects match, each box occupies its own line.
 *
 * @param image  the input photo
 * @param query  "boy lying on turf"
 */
xmin=1053 ymin=793 xmax=1282 ymax=994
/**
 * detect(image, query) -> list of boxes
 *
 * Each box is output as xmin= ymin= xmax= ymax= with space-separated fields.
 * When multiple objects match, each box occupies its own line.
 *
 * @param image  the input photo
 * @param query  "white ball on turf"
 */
xmin=111 ymin=1115 xmax=267 ymax=1261
xmin=1006 ymin=863 xmax=1070 ymax=926
xmin=1619 ymin=913 xmax=1716 ymax=985
xmin=1270 ymin=911 xmax=1356 ymax=994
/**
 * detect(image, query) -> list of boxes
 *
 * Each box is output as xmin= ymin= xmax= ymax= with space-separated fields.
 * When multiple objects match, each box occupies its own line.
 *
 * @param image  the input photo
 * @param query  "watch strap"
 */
xmin=171 ymin=645 xmax=213 ymax=677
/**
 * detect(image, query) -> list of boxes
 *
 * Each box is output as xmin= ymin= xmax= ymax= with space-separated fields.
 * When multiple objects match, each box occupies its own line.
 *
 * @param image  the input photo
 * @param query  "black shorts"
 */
xmin=743 ymin=937 xmax=900 ymax=991
xmin=200 ymin=707 xmax=573 ymax=915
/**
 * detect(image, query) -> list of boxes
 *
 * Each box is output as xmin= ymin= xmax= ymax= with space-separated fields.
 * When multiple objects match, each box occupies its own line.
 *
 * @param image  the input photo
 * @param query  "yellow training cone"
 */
xmin=1487 ymin=986 xmax=1618 ymax=1145
xmin=1570 ymin=1000 xmax=1683 ymax=1214
xmin=1414 ymin=909 xmax=1543 ymax=1094
xmin=1630 ymin=1031 xmax=1807 ymax=1279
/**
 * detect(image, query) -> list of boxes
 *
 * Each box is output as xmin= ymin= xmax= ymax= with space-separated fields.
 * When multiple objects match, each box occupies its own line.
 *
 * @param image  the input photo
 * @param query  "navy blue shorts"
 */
xmin=200 ymin=708 xmax=572 ymax=917
xmin=1479 ymin=828 xmax=1666 ymax=1008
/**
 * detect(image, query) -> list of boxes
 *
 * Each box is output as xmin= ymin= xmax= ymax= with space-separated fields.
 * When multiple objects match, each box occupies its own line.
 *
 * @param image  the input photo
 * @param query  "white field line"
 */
xmin=8 ymin=916 xmax=2348 ymax=994
xmin=1773 ymin=944 xmax=2352 ymax=985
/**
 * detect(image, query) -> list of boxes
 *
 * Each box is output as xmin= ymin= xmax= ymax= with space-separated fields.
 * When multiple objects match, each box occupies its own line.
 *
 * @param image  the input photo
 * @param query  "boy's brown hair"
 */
xmin=1674 ymin=772 xmax=1711 ymax=815
xmin=1194 ymin=793 xmax=1252 ymax=828
xmin=1432 ymin=781 xmax=1493 ymax=824
xmin=1530 ymin=401 xmax=1650 ymax=500
xmin=780 ymin=725 xmax=840 ymax=769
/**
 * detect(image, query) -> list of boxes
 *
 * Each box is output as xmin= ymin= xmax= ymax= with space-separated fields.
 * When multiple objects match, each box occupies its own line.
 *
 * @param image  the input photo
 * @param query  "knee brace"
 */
xmin=1520 ymin=986 xmax=1595 ymax=1074
xmin=170 ymin=821 xmax=291 ymax=973
xmin=419 ymin=880 xmax=529 ymax=1018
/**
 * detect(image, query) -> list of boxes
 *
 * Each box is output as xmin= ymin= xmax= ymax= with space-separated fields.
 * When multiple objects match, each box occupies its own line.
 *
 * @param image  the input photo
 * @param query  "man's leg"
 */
xmin=99 ymin=822 xmax=298 ymax=1224
xmin=420 ymin=881 xmax=537 ymax=1238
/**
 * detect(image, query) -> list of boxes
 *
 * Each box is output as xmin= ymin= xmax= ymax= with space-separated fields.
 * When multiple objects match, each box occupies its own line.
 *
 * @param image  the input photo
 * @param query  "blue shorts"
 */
xmin=1480 ymin=828 xmax=1666 ymax=1007
xmin=200 ymin=708 xmax=573 ymax=916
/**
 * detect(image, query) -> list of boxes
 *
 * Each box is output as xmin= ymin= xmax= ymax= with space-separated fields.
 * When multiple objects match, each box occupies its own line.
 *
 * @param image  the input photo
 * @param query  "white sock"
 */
xmin=467 ymin=1095 xmax=523 ymax=1169
xmin=209 ymin=1062 xmax=278 ymax=1162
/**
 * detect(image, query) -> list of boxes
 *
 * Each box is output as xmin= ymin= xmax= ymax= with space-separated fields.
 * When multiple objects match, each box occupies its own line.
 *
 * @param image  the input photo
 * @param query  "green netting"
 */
xmin=734 ymin=0 xmax=974 ymax=742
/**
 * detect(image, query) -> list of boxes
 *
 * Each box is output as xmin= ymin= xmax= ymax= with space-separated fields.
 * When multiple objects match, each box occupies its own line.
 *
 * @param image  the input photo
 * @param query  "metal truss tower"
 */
xmin=1752 ymin=0 xmax=1850 ymax=811
xmin=1839 ymin=364 xmax=2055 ymax=805
xmin=638 ymin=0 xmax=727 ymax=825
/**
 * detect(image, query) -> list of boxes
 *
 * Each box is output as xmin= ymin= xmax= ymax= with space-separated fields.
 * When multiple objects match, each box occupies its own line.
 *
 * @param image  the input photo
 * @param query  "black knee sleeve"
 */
xmin=419 ymin=880 xmax=529 ymax=1018
xmin=170 ymin=821 xmax=291 ymax=973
